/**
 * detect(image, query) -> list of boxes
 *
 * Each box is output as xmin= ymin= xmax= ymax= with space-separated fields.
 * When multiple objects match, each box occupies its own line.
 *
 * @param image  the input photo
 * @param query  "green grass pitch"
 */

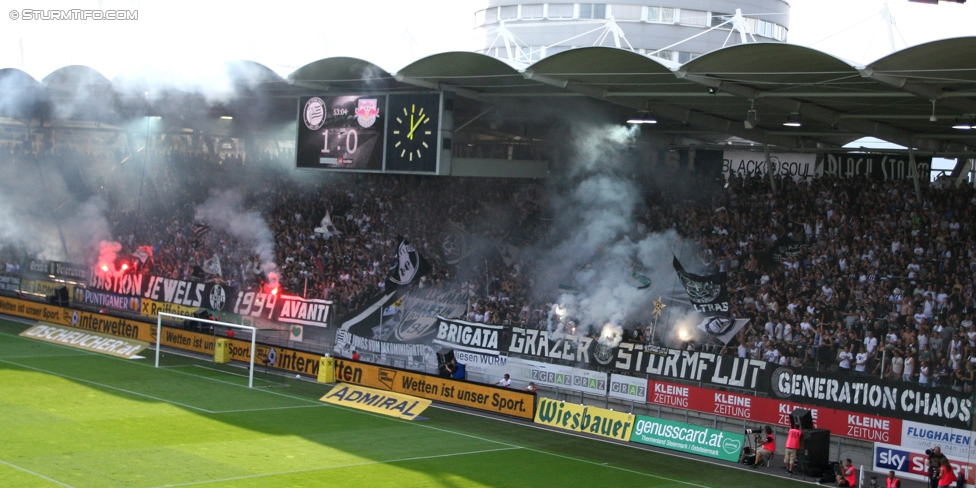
xmin=0 ymin=318 xmax=806 ymax=487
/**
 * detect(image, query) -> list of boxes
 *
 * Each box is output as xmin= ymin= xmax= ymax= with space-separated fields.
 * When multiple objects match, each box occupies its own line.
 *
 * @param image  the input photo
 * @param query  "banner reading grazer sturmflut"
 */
xmin=630 ymin=415 xmax=745 ymax=462
xmin=534 ymin=398 xmax=634 ymax=441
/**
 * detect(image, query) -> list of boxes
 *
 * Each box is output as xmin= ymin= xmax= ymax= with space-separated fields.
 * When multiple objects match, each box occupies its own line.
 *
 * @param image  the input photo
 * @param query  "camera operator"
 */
xmin=752 ymin=426 xmax=776 ymax=468
xmin=835 ymin=458 xmax=856 ymax=487
xmin=928 ymin=447 xmax=947 ymax=488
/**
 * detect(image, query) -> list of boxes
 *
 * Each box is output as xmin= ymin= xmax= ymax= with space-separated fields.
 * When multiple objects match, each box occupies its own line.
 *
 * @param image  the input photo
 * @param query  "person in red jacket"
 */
xmin=785 ymin=425 xmax=802 ymax=475
xmin=836 ymin=459 xmax=856 ymax=487
xmin=938 ymin=458 xmax=957 ymax=487
xmin=887 ymin=470 xmax=901 ymax=488
xmin=753 ymin=426 xmax=776 ymax=467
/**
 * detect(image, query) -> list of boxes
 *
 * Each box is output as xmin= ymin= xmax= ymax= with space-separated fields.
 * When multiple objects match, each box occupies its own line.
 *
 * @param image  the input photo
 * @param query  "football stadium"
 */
xmin=2 ymin=1 xmax=976 ymax=487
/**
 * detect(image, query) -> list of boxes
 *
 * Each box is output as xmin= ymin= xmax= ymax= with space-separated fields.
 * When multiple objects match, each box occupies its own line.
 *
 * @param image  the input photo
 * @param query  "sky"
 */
xmin=0 ymin=0 xmax=972 ymax=80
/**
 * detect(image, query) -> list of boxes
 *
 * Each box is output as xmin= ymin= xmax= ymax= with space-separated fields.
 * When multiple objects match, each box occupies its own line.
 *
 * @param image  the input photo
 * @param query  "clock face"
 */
xmin=386 ymin=93 xmax=440 ymax=173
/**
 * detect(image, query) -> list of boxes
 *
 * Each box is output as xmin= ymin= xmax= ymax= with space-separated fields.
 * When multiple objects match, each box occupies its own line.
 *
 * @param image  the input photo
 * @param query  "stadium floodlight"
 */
xmin=155 ymin=312 xmax=257 ymax=388
xmin=782 ymin=112 xmax=802 ymax=127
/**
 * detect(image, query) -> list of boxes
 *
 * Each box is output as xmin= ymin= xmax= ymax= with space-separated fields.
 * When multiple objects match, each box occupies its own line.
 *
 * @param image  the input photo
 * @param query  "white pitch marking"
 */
xmin=0 ymin=458 xmax=75 ymax=487
xmin=0 ymin=358 xmax=216 ymax=414
xmin=149 ymin=447 xmax=523 ymax=488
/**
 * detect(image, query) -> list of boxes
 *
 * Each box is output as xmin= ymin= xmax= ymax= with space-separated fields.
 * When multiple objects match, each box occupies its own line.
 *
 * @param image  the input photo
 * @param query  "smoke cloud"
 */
xmin=526 ymin=121 xmax=700 ymax=346
xmin=194 ymin=190 xmax=278 ymax=280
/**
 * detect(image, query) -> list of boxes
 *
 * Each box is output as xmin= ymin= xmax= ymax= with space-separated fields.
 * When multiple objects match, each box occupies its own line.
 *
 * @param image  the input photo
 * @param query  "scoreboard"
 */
xmin=296 ymin=92 xmax=444 ymax=174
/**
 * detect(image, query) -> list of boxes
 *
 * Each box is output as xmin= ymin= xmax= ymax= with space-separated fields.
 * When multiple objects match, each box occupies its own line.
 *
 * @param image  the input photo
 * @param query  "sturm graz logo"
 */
xmin=304 ymin=97 xmax=326 ymax=130
xmin=390 ymin=242 xmax=421 ymax=285
xmin=702 ymin=317 xmax=736 ymax=336
xmin=592 ymin=341 xmax=615 ymax=366
xmin=677 ymin=272 xmax=722 ymax=303
xmin=209 ymin=286 xmax=226 ymax=311
xmin=770 ymin=366 xmax=793 ymax=398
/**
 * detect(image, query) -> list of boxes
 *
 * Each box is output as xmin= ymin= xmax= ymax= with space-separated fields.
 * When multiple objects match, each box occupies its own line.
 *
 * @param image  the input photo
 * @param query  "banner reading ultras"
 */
xmin=534 ymin=398 xmax=634 ymax=441
xmin=296 ymin=95 xmax=387 ymax=171
xmin=332 ymin=358 xmax=535 ymax=420
xmin=631 ymin=416 xmax=744 ymax=462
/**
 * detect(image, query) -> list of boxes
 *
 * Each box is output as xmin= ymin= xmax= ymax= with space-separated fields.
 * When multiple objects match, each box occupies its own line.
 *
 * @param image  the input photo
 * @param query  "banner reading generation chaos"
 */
xmin=769 ymin=366 xmax=973 ymax=430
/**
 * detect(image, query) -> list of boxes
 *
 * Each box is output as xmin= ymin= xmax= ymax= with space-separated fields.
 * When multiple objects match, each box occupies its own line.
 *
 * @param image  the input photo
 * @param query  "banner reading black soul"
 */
xmin=672 ymin=256 xmax=729 ymax=315
xmin=821 ymin=152 xmax=932 ymax=182
xmin=770 ymin=366 xmax=974 ymax=430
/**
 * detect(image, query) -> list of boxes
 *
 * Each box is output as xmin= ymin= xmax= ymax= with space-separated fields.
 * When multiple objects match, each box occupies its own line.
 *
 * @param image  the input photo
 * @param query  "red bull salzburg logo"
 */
xmin=355 ymin=99 xmax=379 ymax=128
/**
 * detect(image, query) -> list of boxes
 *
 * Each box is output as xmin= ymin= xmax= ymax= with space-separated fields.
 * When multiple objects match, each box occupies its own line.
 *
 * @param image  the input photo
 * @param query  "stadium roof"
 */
xmin=2 ymin=38 xmax=975 ymax=155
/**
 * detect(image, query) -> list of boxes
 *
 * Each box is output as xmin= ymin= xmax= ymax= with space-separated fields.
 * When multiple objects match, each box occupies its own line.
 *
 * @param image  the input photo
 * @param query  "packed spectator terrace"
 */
xmin=4 ymin=131 xmax=976 ymax=395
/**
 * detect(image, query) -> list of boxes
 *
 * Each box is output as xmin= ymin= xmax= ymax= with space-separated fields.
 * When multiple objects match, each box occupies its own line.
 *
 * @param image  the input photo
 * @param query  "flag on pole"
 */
xmin=203 ymin=255 xmax=222 ymax=276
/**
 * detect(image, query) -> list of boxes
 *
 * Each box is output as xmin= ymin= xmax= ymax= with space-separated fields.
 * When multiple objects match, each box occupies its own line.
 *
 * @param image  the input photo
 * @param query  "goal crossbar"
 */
xmin=155 ymin=312 xmax=258 ymax=388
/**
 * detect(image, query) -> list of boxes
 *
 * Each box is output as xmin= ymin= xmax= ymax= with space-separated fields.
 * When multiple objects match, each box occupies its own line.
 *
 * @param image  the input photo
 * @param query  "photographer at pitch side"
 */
xmin=752 ymin=426 xmax=775 ymax=468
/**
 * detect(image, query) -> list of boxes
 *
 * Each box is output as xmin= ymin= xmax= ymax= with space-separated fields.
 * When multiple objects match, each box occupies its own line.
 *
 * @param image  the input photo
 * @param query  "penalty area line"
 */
xmin=148 ymin=446 xmax=523 ymax=488
xmin=0 ymin=458 xmax=75 ymax=488
xmin=0 ymin=358 xmax=216 ymax=414
xmin=211 ymin=404 xmax=328 ymax=414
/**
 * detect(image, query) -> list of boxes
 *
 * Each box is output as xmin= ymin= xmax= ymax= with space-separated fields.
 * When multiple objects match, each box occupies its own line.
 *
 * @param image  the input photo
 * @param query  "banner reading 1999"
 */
xmin=296 ymin=95 xmax=387 ymax=171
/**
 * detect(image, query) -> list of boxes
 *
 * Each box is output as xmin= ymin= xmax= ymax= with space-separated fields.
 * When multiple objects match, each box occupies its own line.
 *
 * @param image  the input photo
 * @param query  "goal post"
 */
xmin=155 ymin=312 xmax=258 ymax=388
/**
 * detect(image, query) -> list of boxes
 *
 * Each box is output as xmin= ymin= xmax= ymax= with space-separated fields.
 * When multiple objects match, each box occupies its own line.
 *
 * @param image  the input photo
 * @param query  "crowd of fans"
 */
xmin=4 ymin=133 xmax=976 ymax=391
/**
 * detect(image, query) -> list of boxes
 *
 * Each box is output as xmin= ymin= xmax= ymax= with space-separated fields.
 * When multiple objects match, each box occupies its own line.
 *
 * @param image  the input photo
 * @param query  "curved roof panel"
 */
xmin=527 ymin=47 xmax=678 ymax=88
xmin=868 ymin=37 xmax=976 ymax=83
xmin=42 ymin=65 xmax=112 ymax=92
xmin=289 ymin=57 xmax=396 ymax=91
xmin=683 ymin=43 xmax=860 ymax=86
xmin=398 ymin=52 xmax=524 ymax=88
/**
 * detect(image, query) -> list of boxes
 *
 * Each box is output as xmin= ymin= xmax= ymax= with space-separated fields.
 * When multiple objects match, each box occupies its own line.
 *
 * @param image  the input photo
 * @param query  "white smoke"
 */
xmin=194 ymin=190 xmax=278 ymax=278
xmin=526 ymin=121 xmax=700 ymax=346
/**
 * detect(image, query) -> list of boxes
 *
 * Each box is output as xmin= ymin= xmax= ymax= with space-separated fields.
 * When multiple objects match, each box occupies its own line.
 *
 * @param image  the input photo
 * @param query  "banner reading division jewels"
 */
xmin=630 ymin=416 xmax=745 ymax=462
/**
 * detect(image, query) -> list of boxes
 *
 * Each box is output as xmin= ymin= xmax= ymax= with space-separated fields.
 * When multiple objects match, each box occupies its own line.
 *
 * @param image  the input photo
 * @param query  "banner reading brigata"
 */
xmin=646 ymin=379 xmax=903 ymax=444
xmin=769 ymin=366 xmax=972 ymax=430
xmin=534 ymin=398 xmax=634 ymax=441
xmin=332 ymin=358 xmax=535 ymax=420
xmin=631 ymin=416 xmax=745 ymax=462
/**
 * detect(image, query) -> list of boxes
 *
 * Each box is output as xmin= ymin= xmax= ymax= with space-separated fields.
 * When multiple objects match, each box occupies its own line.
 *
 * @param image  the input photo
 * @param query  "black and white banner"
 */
xmin=72 ymin=288 xmax=141 ymax=313
xmin=723 ymin=150 xmax=818 ymax=180
xmin=438 ymin=222 xmax=475 ymax=265
xmin=432 ymin=316 xmax=502 ymax=356
xmin=386 ymin=237 xmax=431 ymax=289
xmin=89 ymin=271 xmax=236 ymax=312
xmin=770 ymin=366 xmax=973 ymax=430
xmin=613 ymin=346 xmax=772 ymax=391
xmin=274 ymin=295 xmax=331 ymax=327
xmin=507 ymin=327 xmax=597 ymax=364
xmin=696 ymin=316 xmax=749 ymax=344
xmin=0 ymin=275 xmax=19 ymax=292
xmin=672 ymin=256 xmax=729 ymax=315
xmin=334 ymin=287 xmax=467 ymax=362
xmin=821 ymin=153 xmax=932 ymax=182
xmin=22 ymin=259 xmax=89 ymax=282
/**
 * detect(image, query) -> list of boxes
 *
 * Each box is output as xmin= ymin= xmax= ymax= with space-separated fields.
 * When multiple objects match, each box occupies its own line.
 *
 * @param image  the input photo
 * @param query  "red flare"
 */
xmin=100 ymin=264 xmax=109 ymax=272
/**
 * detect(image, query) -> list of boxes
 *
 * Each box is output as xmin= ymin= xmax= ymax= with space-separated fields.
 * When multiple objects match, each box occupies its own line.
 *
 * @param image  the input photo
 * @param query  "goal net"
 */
xmin=154 ymin=312 xmax=258 ymax=388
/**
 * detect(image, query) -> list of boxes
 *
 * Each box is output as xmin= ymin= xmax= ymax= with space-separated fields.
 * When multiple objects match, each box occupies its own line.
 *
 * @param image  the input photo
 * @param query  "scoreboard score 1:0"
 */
xmin=296 ymin=95 xmax=386 ymax=171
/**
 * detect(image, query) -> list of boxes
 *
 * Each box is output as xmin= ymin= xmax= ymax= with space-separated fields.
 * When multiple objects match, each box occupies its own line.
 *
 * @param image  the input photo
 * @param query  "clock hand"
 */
xmin=407 ymin=114 xmax=426 ymax=140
